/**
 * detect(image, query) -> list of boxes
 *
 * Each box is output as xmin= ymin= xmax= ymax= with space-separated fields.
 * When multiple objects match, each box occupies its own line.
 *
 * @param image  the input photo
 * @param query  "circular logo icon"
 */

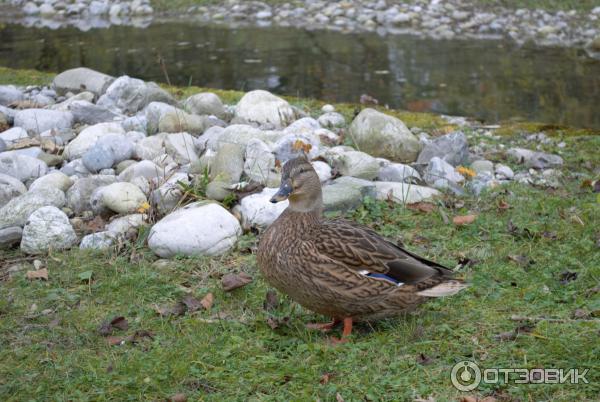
xmin=451 ymin=361 xmax=481 ymax=392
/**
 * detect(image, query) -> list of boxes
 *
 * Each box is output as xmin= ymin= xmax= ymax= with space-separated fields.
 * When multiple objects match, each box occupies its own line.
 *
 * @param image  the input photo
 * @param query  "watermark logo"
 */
xmin=450 ymin=361 xmax=590 ymax=391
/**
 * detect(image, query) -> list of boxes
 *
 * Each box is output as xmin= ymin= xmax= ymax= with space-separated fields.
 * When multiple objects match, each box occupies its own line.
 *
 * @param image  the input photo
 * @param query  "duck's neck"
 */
xmin=287 ymin=190 xmax=323 ymax=217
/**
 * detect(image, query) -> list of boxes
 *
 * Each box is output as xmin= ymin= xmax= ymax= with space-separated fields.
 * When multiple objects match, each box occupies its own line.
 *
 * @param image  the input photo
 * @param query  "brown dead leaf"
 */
xmin=452 ymin=214 xmax=477 ymax=225
xmin=263 ymin=290 xmax=279 ymax=311
xmin=266 ymin=316 xmax=290 ymax=330
xmin=168 ymin=393 xmax=188 ymax=402
xmin=497 ymin=200 xmax=510 ymax=210
xmin=123 ymin=329 xmax=154 ymax=344
xmin=107 ymin=336 xmax=124 ymax=346
xmin=480 ymin=397 xmax=498 ymax=402
xmin=9 ymin=138 xmax=40 ymax=150
xmin=407 ymin=202 xmax=436 ymax=213
xmin=99 ymin=316 xmax=129 ymax=336
xmin=154 ymin=302 xmax=186 ymax=317
xmin=292 ymin=139 xmax=313 ymax=155
xmin=85 ymin=216 xmax=106 ymax=233
xmin=458 ymin=397 xmax=478 ymax=402
xmin=181 ymin=295 xmax=203 ymax=313
xmin=200 ymin=293 xmax=214 ymax=310
xmin=26 ymin=268 xmax=48 ymax=280
xmin=221 ymin=272 xmax=253 ymax=291
xmin=319 ymin=372 xmax=336 ymax=385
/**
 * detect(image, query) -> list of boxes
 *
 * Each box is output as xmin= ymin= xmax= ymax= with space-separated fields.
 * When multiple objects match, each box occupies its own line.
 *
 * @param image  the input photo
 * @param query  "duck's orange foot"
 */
xmin=327 ymin=317 xmax=353 ymax=345
xmin=306 ymin=319 xmax=340 ymax=332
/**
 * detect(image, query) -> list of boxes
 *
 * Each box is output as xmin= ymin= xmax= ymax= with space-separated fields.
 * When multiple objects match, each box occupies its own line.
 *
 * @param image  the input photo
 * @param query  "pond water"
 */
xmin=1 ymin=21 xmax=599 ymax=128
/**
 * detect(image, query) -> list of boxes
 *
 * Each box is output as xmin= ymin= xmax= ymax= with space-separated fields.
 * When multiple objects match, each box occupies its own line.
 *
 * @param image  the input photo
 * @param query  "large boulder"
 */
xmin=53 ymin=67 xmax=115 ymax=97
xmin=20 ymin=206 xmax=78 ymax=254
xmin=416 ymin=131 xmax=469 ymax=166
xmin=14 ymin=109 xmax=74 ymax=135
xmin=239 ymin=187 xmax=288 ymax=230
xmin=148 ymin=202 xmax=242 ymax=257
xmin=332 ymin=150 xmax=380 ymax=180
xmin=97 ymin=76 xmax=175 ymax=114
xmin=63 ymin=122 xmax=125 ymax=160
xmin=348 ymin=108 xmax=421 ymax=162
xmin=234 ymin=90 xmax=296 ymax=128
xmin=0 ymin=153 xmax=48 ymax=182
xmin=0 ymin=188 xmax=66 ymax=230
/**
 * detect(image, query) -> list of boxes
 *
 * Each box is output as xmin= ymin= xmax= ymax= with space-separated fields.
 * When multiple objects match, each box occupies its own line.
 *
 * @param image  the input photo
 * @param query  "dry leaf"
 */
xmin=154 ymin=302 xmax=186 ymax=317
xmin=452 ymin=214 xmax=477 ymax=225
xmin=181 ymin=295 xmax=203 ymax=313
xmin=221 ymin=273 xmax=253 ymax=291
xmin=458 ymin=397 xmax=477 ymax=402
xmin=123 ymin=329 xmax=154 ymax=344
xmin=26 ymin=268 xmax=48 ymax=280
xmin=99 ymin=316 xmax=129 ymax=336
xmin=319 ymin=372 xmax=336 ymax=385
xmin=407 ymin=202 xmax=435 ymax=213
xmin=292 ymin=139 xmax=312 ymax=154
xmin=137 ymin=201 xmax=151 ymax=214
xmin=168 ymin=393 xmax=188 ymax=402
xmin=508 ymin=254 xmax=534 ymax=268
xmin=266 ymin=316 xmax=290 ymax=330
xmin=200 ymin=293 xmax=214 ymax=310
xmin=263 ymin=290 xmax=279 ymax=311
xmin=456 ymin=166 xmax=476 ymax=178
xmin=107 ymin=336 xmax=124 ymax=346
xmin=497 ymin=200 xmax=510 ymax=210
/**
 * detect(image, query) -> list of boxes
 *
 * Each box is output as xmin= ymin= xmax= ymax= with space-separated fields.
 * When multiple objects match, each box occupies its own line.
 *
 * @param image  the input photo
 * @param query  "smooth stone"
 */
xmin=158 ymin=110 xmax=214 ymax=135
xmin=205 ymin=180 xmax=234 ymax=201
xmin=79 ymin=231 xmax=116 ymax=250
xmin=29 ymin=171 xmax=74 ymax=192
xmin=374 ymin=182 xmax=440 ymax=204
xmin=60 ymin=159 xmax=91 ymax=177
xmin=377 ymin=163 xmax=421 ymax=183
xmin=211 ymin=143 xmax=245 ymax=183
xmin=100 ymin=182 xmax=147 ymax=214
xmin=82 ymin=143 xmax=115 ymax=172
xmin=69 ymin=100 xmax=124 ymax=125
xmin=134 ymin=134 xmax=165 ymax=160
xmin=95 ymin=133 xmax=134 ymax=164
xmin=471 ymin=159 xmax=494 ymax=174
xmin=184 ymin=92 xmax=227 ymax=120
xmin=0 ymin=188 xmax=66 ymax=230
xmin=150 ymin=173 xmax=189 ymax=215
xmin=148 ymin=202 xmax=242 ymax=257
xmin=0 ymin=138 xmax=5 ymax=153
xmin=235 ymin=90 xmax=296 ymax=128
xmin=244 ymin=138 xmax=277 ymax=185
xmin=117 ymin=160 xmax=165 ymax=182
xmin=274 ymin=132 xmax=320 ymax=162
xmin=14 ymin=109 xmax=74 ymax=135
xmin=63 ymin=122 xmax=125 ymax=161
xmin=0 ymin=85 xmax=24 ymax=106
xmin=66 ymin=175 xmax=116 ymax=214
xmin=417 ymin=131 xmax=469 ymax=167
xmin=0 ymin=153 xmax=48 ymax=182
xmin=194 ymin=125 xmax=224 ymax=153
xmin=322 ymin=176 xmax=376 ymax=212
xmin=164 ymin=132 xmax=199 ymax=164
xmin=53 ymin=67 xmax=115 ymax=96
xmin=21 ymin=206 xmax=78 ymax=254
xmin=0 ymin=173 xmax=27 ymax=207
xmin=106 ymin=214 xmax=146 ymax=235
xmin=239 ymin=187 xmax=288 ymax=230
xmin=469 ymin=172 xmax=501 ymax=195
xmin=50 ymin=91 xmax=95 ymax=111
xmin=321 ymin=104 xmax=335 ymax=113
xmin=349 ymin=108 xmax=421 ymax=163
xmin=97 ymin=75 xmax=175 ymax=114
xmin=495 ymin=164 xmax=514 ymax=180
xmin=317 ymin=112 xmax=345 ymax=128
xmin=0 ymin=127 xmax=29 ymax=145
xmin=283 ymin=117 xmax=320 ymax=135
xmin=424 ymin=157 xmax=465 ymax=188
xmin=527 ymin=152 xmax=564 ymax=169
xmin=0 ymin=226 xmax=23 ymax=249
xmin=312 ymin=161 xmax=332 ymax=182
xmin=332 ymin=150 xmax=380 ymax=180
xmin=144 ymin=101 xmax=179 ymax=135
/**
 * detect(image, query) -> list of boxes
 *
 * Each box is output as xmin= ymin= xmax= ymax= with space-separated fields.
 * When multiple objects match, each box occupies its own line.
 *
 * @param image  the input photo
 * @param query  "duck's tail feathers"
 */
xmin=417 ymin=280 xmax=468 ymax=297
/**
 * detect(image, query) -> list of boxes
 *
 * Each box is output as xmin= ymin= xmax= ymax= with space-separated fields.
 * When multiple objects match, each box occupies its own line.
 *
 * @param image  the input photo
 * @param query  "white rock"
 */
xmin=29 ymin=171 xmax=74 ymax=192
xmin=235 ymin=90 xmax=296 ymax=128
xmin=97 ymin=76 xmax=174 ymax=115
xmin=374 ymin=182 xmax=440 ymax=204
xmin=184 ymin=92 xmax=227 ymax=119
xmin=0 ymin=173 xmax=27 ymax=207
xmin=495 ymin=164 xmax=514 ymax=180
xmin=284 ymin=117 xmax=320 ymax=135
xmin=0 ymin=188 xmax=66 ymax=230
xmin=317 ymin=112 xmax=345 ymax=128
xmin=239 ymin=187 xmax=288 ymax=230
xmin=332 ymin=150 xmax=380 ymax=180
xmin=53 ymin=67 xmax=115 ymax=97
xmin=274 ymin=132 xmax=320 ymax=162
xmin=321 ymin=104 xmax=335 ymax=113
xmin=63 ymin=122 xmax=125 ymax=161
xmin=144 ymin=102 xmax=179 ymax=135
xmin=164 ymin=132 xmax=198 ymax=164
xmin=66 ymin=175 xmax=116 ymax=214
xmin=416 ymin=131 xmax=469 ymax=167
xmin=148 ymin=202 xmax=242 ymax=257
xmin=312 ymin=161 xmax=332 ymax=182
xmin=118 ymin=160 xmax=165 ymax=182
xmin=0 ymin=85 xmax=24 ymax=106
xmin=195 ymin=126 xmax=224 ymax=153
xmin=20 ymin=206 xmax=77 ymax=254
xmin=0 ymin=153 xmax=48 ymax=182
xmin=106 ymin=214 xmax=146 ymax=235
xmin=100 ymin=182 xmax=147 ymax=214
xmin=424 ymin=157 xmax=465 ymax=188
xmin=377 ymin=163 xmax=421 ymax=183
xmin=244 ymin=138 xmax=276 ymax=185
xmin=0 ymin=127 xmax=29 ymax=145
xmin=14 ymin=109 xmax=74 ymax=135
xmin=134 ymin=134 xmax=165 ymax=160
xmin=79 ymin=231 xmax=115 ymax=250
xmin=150 ymin=173 xmax=189 ymax=215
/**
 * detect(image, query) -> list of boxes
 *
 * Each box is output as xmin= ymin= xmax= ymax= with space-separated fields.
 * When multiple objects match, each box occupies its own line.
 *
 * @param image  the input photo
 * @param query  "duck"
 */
xmin=256 ymin=156 xmax=467 ymax=343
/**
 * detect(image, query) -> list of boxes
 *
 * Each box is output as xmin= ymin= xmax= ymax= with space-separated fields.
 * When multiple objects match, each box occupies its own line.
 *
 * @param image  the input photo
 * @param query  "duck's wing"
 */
xmin=311 ymin=218 xmax=454 ymax=284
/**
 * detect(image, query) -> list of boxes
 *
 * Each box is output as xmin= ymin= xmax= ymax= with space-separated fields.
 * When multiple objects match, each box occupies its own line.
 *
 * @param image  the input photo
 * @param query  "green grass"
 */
xmin=1 ymin=65 xmax=599 ymax=400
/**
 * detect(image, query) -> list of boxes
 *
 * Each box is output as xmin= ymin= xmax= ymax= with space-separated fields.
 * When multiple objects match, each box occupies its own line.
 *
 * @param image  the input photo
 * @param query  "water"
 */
xmin=1 ymin=21 xmax=599 ymax=128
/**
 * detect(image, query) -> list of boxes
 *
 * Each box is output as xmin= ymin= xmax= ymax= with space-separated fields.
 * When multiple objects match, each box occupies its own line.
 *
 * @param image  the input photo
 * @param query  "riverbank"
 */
xmin=1 ymin=0 xmax=599 ymax=52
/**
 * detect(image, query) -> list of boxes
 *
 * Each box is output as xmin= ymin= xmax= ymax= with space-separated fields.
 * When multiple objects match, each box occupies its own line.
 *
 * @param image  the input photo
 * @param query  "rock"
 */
xmin=235 ymin=90 xmax=296 ymax=128
xmin=0 ymin=139 xmax=5 ymax=153
xmin=317 ymin=112 xmax=345 ymax=128
xmin=158 ymin=110 xmax=214 ymax=135
xmin=215 ymin=124 xmax=281 ymax=151
xmin=121 ymin=115 xmax=147 ymax=133
xmin=53 ymin=67 xmax=115 ymax=97
xmin=283 ymin=117 xmax=320 ymax=135
xmin=134 ymin=134 xmax=165 ymax=160
xmin=274 ymin=132 xmax=320 ymax=162
xmin=211 ymin=143 xmax=245 ymax=183
xmin=377 ymin=163 xmax=421 ymax=183
xmin=332 ymin=150 xmax=379 ymax=180
xmin=0 ymin=153 xmax=48 ymax=182
xmin=50 ymin=91 xmax=95 ymax=111
xmin=164 ymin=133 xmax=199 ymax=164
xmin=148 ymin=202 xmax=242 ymax=257
xmin=495 ymin=164 xmax=514 ymax=180
xmin=82 ymin=143 xmax=115 ymax=172
xmin=100 ymin=182 xmax=147 ymax=214
xmin=69 ymin=100 xmax=123 ymax=125
xmin=0 ymin=85 xmax=24 ymax=106
xmin=469 ymin=172 xmax=500 ymax=195
xmin=184 ymin=92 xmax=227 ymax=119
xmin=66 ymin=175 xmax=116 ymax=214
xmin=321 ymin=104 xmax=335 ymax=113
xmin=195 ymin=126 xmax=224 ymax=153
xmin=417 ymin=131 xmax=469 ymax=166
xmin=37 ymin=152 xmax=62 ymax=168
xmin=322 ymin=176 xmax=375 ymax=212
xmin=349 ymin=108 xmax=421 ymax=162
xmin=424 ymin=157 xmax=465 ymax=189
xmin=79 ymin=231 xmax=115 ymax=250
xmin=97 ymin=76 xmax=175 ymax=114
xmin=106 ymin=214 xmax=146 ymax=235
xmin=21 ymin=206 xmax=77 ymax=254
xmin=312 ymin=161 xmax=332 ymax=182
xmin=144 ymin=102 xmax=179 ymax=135
xmin=205 ymin=180 xmax=233 ymax=201
xmin=63 ymin=122 xmax=125 ymax=161
xmin=0 ymin=127 xmax=29 ymax=145
xmin=61 ymin=159 xmax=91 ymax=177
xmin=94 ymin=133 xmax=134 ymax=164
xmin=0 ymin=188 xmax=66 ymax=230
xmin=23 ymin=2 xmax=39 ymax=15
xmin=0 ymin=226 xmax=22 ymax=249
xmin=243 ymin=139 xmax=277 ymax=185
xmin=29 ymin=172 xmax=73 ymax=192
xmin=150 ymin=173 xmax=189 ymax=215
xmin=239 ymin=187 xmax=288 ymax=230
xmin=527 ymin=152 xmax=564 ymax=169
xmin=0 ymin=173 xmax=27 ymax=207
xmin=374 ymin=182 xmax=440 ymax=204
xmin=117 ymin=160 xmax=165 ymax=182
xmin=14 ymin=109 xmax=74 ymax=135
xmin=471 ymin=160 xmax=494 ymax=174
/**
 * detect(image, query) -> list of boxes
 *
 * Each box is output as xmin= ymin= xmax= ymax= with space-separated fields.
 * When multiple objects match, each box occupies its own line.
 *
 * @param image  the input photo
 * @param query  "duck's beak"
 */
xmin=270 ymin=180 xmax=292 ymax=203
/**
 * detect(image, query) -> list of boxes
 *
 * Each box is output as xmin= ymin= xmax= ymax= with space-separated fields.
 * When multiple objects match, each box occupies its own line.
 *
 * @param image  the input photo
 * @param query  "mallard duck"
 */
xmin=257 ymin=156 xmax=467 ymax=342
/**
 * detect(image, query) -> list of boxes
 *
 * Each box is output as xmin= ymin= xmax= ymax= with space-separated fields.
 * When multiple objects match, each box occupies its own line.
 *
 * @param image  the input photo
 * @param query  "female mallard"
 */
xmin=257 ymin=156 xmax=467 ymax=342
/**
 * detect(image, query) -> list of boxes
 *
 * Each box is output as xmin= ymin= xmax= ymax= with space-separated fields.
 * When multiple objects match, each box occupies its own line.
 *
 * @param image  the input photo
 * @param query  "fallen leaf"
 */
xmin=508 ymin=254 xmax=534 ymax=268
xmin=407 ymin=202 xmax=435 ymax=213
xmin=458 ymin=397 xmax=477 ymax=402
xmin=221 ymin=273 xmax=253 ymax=291
xmin=168 ymin=393 xmax=188 ymax=402
xmin=559 ymin=271 xmax=578 ymax=284
xmin=181 ymin=295 xmax=203 ymax=313
xmin=572 ymin=309 xmax=590 ymax=319
xmin=84 ymin=216 xmax=106 ymax=233
xmin=320 ymin=372 xmax=336 ymax=385
xmin=99 ymin=316 xmax=129 ymax=336
xmin=497 ymin=200 xmax=510 ymax=210
xmin=200 ymin=293 xmax=214 ymax=310
xmin=452 ymin=214 xmax=477 ymax=225
xmin=154 ymin=302 xmax=186 ymax=317
xmin=456 ymin=166 xmax=476 ymax=178
xmin=78 ymin=270 xmax=93 ymax=282
xmin=480 ymin=397 xmax=498 ymax=402
xmin=26 ymin=268 xmax=48 ymax=280
xmin=292 ymin=139 xmax=312 ymax=155
xmin=107 ymin=336 xmax=124 ymax=346
xmin=263 ymin=290 xmax=279 ymax=311
xmin=123 ymin=329 xmax=154 ymax=344
xmin=494 ymin=331 xmax=517 ymax=341
xmin=542 ymin=231 xmax=558 ymax=240
xmin=266 ymin=316 xmax=290 ymax=330
xmin=416 ymin=353 xmax=433 ymax=365
xmin=137 ymin=201 xmax=151 ymax=214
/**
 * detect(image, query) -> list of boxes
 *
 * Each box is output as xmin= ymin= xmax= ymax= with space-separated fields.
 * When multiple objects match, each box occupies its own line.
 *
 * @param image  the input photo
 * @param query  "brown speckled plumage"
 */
xmin=257 ymin=156 xmax=466 ymax=323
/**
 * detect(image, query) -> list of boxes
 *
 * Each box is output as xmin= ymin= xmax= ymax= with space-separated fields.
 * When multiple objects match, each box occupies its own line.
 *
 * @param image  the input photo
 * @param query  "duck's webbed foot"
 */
xmin=306 ymin=318 xmax=341 ymax=332
xmin=328 ymin=317 xmax=353 ymax=345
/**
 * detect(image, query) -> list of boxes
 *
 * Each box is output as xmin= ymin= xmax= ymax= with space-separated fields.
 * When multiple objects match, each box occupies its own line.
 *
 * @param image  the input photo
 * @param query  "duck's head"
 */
xmin=270 ymin=156 xmax=322 ymax=212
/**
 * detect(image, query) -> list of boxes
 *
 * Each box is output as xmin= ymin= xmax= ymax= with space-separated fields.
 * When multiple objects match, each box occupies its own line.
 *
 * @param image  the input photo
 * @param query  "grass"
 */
xmin=1 ymin=66 xmax=600 ymax=400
